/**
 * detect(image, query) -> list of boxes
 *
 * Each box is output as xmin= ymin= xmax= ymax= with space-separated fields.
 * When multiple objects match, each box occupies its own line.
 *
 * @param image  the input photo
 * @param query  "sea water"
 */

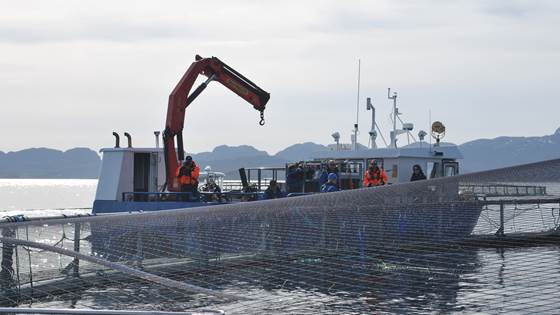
xmin=0 ymin=178 xmax=96 ymax=217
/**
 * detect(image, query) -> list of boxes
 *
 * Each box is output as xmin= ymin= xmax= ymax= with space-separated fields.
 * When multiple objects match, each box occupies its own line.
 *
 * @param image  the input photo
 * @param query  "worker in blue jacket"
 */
xmin=319 ymin=160 xmax=339 ymax=189
xmin=321 ymin=173 xmax=339 ymax=193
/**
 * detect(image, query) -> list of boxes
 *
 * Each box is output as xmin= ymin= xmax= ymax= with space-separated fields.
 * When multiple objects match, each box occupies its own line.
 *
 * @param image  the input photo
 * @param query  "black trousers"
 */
xmin=180 ymin=184 xmax=196 ymax=201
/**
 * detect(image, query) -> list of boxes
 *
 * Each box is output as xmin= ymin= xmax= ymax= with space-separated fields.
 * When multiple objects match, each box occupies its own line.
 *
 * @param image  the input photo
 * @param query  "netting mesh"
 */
xmin=1 ymin=159 xmax=560 ymax=314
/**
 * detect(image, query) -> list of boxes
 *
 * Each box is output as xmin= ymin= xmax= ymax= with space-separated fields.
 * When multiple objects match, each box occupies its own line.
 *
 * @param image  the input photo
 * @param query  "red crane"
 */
xmin=163 ymin=55 xmax=270 ymax=191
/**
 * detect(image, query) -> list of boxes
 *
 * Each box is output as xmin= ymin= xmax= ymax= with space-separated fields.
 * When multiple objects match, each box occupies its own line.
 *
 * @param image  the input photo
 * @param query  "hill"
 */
xmin=0 ymin=147 xmax=100 ymax=178
xmin=459 ymin=128 xmax=560 ymax=172
xmin=274 ymin=142 xmax=329 ymax=161
xmin=1 ymin=128 xmax=559 ymax=178
xmin=189 ymin=145 xmax=288 ymax=179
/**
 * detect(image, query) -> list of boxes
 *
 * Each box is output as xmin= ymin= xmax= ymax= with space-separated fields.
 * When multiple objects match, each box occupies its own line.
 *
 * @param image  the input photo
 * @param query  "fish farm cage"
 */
xmin=1 ymin=159 xmax=560 ymax=314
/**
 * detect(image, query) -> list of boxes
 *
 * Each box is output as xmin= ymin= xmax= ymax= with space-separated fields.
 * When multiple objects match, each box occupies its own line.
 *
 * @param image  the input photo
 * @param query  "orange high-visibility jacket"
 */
xmin=176 ymin=164 xmax=200 ymax=185
xmin=363 ymin=169 xmax=388 ymax=187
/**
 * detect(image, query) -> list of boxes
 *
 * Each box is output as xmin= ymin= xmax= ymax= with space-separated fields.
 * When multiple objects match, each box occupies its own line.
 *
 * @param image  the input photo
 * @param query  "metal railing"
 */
xmin=476 ymin=197 xmax=560 ymax=237
xmin=122 ymin=191 xmax=263 ymax=203
xmin=0 ymin=308 xmax=224 ymax=315
xmin=460 ymin=183 xmax=547 ymax=197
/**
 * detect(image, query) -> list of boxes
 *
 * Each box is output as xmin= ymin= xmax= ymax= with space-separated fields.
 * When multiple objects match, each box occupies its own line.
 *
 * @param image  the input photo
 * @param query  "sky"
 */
xmin=1 ymin=0 xmax=559 ymax=155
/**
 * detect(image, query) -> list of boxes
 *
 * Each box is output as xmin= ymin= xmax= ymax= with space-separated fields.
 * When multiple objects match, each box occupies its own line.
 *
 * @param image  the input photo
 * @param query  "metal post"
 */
xmin=558 ymin=202 xmax=560 ymax=231
xmin=73 ymin=223 xmax=81 ymax=277
xmin=496 ymin=202 xmax=505 ymax=236
xmin=247 ymin=169 xmax=251 ymax=187
xmin=1 ymin=228 xmax=15 ymax=288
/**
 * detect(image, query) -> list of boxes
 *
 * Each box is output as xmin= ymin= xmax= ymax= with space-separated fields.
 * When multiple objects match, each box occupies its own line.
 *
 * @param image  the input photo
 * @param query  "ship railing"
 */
xmin=121 ymin=191 xmax=263 ymax=202
xmin=245 ymin=167 xmax=286 ymax=191
xmin=222 ymin=179 xmax=287 ymax=192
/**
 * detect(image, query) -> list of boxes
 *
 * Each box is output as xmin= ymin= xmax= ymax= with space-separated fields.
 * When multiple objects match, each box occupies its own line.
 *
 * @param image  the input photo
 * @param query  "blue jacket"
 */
xmin=319 ymin=168 xmax=339 ymax=188
xmin=321 ymin=183 xmax=339 ymax=193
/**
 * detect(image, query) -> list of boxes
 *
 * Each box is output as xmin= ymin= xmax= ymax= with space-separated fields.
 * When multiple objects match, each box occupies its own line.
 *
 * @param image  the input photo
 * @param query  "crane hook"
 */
xmin=259 ymin=111 xmax=265 ymax=126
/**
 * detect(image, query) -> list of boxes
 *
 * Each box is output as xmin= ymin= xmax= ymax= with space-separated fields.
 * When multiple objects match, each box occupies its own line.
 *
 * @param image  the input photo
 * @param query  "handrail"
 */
xmin=460 ymin=183 xmax=547 ymax=197
xmin=0 ymin=237 xmax=246 ymax=301
xmin=0 ymin=213 xmax=97 ymax=225
xmin=482 ymin=197 xmax=560 ymax=205
xmin=0 ymin=308 xmax=224 ymax=315
xmin=482 ymin=198 xmax=560 ymax=237
xmin=122 ymin=191 xmax=195 ymax=202
xmin=121 ymin=191 xmax=263 ymax=202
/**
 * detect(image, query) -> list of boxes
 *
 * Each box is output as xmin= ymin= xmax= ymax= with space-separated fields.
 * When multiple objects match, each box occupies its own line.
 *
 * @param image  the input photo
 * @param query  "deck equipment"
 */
xmin=162 ymin=55 xmax=270 ymax=191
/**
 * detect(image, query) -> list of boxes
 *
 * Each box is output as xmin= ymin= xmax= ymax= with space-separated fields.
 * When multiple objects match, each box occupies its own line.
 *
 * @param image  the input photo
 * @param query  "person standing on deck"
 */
xmin=410 ymin=164 xmax=427 ymax=182
xmin=321 ymin=173 xmax=339 ymax=193
xmin=286 ymin=162 xmax=305 ymax=193
xmin=319 ymin=160 xmax=339 ymax=189
xmin=363 ymin=162 xmax=388 ymax=187
xmin=176 ymin=155 xmax=200 ymax=200
xmin=264 ymin=180 xmax=285 ymax=199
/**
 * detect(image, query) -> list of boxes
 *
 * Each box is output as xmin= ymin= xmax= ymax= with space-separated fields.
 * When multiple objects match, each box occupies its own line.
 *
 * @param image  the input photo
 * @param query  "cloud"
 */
xmin=0 ymin=21 xmax=194 ymax=43
xmin=309 ymin=10 xmax=395 ymax=33
xmin=480 ymin=0 xmax=554 ymax=18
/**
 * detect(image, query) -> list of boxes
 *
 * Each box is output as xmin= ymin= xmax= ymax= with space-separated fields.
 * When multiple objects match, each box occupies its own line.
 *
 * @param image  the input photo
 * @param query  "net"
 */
xmin=1 ymin=159 xmax=560 ymax=314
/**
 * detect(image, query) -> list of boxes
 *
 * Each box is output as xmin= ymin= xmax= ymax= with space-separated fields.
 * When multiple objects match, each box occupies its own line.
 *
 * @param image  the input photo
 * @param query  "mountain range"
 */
xmin=1 ymin=128 xmax=559 ymax=178
xmin=0 ymin=147 xmax=100 ymax=178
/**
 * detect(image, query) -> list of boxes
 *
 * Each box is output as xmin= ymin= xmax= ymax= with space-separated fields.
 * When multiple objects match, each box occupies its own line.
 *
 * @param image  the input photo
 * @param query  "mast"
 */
xmin=352 ymin=59 xmax=361 ymax=151
xmin=366 ymin=97 xmax=377 ymax=149
xmin=388 ymin=88 xmax=398 ymax=148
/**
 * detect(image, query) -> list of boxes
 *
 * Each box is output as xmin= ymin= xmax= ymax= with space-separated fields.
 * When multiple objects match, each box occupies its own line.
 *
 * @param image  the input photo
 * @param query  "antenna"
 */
xmin=429 ymin=109 xmax=432 ymax=149
xmin=366 ymin=97 xmax=377 ymax=149
xmin=353 ymin=59 xmax=361 ymax=151
xmin=388 ymin=88 xmax=398 ymax=148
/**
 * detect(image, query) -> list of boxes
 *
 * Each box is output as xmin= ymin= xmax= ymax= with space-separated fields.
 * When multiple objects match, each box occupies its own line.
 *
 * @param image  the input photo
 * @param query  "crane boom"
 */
xmin=163 ymin=55 xmax=270 ymax=191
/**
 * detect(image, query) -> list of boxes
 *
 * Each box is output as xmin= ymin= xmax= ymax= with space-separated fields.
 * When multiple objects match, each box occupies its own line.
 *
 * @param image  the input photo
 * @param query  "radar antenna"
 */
xmin=431 ymin=121 xmax=446 ymax=146
xmin=331 ymin=132 xmax=341 ymax=151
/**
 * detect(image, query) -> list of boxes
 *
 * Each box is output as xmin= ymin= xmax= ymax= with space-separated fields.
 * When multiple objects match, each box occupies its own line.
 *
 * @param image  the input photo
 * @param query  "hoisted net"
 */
xmin=1 ymin=159 xmax=560 ymax=314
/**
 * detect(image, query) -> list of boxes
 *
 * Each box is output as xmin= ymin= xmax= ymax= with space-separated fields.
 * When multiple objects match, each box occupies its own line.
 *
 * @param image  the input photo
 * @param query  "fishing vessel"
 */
xmin=87 ymin=55 xmax=486 ymax=267
xmin=92 ymin=82 xmax=464 ymax=214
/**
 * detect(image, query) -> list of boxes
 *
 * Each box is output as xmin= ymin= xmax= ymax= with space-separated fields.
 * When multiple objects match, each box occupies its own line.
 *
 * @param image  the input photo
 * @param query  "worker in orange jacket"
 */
xmin=176 ymin=155 xmax=200 ymax=200
xmin=363 ymin=162 xmax=388 ymax=187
